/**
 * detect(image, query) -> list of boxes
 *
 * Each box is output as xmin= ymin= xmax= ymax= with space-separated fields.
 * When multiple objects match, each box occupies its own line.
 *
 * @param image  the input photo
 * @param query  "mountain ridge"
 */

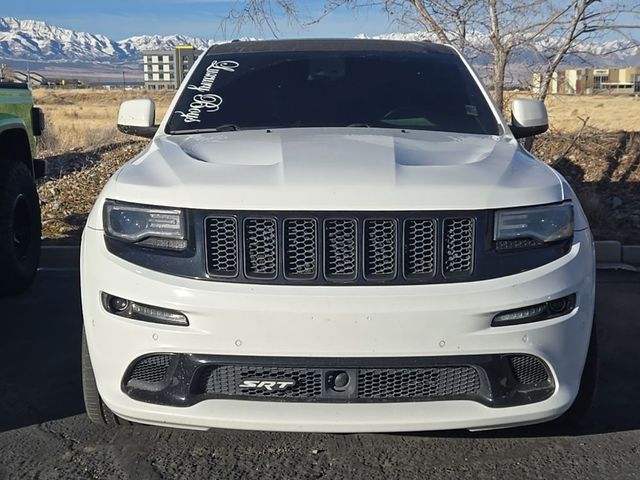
xmin=0 ymin=17 xmax=219 ymax=64
xmin=0 ymin=16 xmax=638 ymax=69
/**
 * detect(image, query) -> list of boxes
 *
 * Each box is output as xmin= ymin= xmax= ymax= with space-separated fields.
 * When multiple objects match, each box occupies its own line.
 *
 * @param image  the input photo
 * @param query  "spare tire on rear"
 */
xmin=0 ymin=162 xmax=41 ymax=295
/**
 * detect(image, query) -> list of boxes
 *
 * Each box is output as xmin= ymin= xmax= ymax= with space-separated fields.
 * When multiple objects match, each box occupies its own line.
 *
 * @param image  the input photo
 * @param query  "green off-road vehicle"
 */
xmin=0 ymin=83 xmax=44 ymax=294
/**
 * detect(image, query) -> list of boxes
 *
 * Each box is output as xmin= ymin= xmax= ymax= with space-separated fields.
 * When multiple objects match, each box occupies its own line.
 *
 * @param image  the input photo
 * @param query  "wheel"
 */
xmin=82 ymin=328 xmax=131 ymax=426
xmin=0 ymin=162 xmax=41 ymax=295
xmin=554 ymin=320 xmax=598 ymax=427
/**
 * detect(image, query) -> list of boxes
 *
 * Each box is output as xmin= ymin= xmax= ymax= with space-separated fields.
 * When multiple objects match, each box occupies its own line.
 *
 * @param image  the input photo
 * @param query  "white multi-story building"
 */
xmin=143 ymin=46 xmax=202 ymax=90
xmin=143 ymin=50 xmax=175 ymax=90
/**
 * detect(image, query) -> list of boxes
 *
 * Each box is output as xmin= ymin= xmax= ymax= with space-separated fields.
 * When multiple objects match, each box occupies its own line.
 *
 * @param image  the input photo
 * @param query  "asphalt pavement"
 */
xmin=0 ymin=245 xmax=639 ymax=479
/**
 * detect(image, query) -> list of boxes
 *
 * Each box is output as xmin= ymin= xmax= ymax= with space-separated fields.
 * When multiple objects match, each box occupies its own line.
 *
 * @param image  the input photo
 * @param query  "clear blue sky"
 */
xmin=4 ymin=1 xmax=398 ymax=40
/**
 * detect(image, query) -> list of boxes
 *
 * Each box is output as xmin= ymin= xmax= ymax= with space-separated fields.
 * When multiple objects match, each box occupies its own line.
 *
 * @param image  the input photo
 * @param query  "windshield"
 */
xmin=166 ymin=50 xmax=500 ymax=136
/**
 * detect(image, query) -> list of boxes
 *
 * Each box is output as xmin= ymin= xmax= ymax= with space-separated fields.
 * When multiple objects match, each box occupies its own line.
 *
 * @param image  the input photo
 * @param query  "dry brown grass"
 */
xmin=510 ymin=93 xmax=640 ymax=133
xmin=33 ymin=89 xmax=640 ymax=154
xmin=33 ymin=89 xmax=173 ymax=153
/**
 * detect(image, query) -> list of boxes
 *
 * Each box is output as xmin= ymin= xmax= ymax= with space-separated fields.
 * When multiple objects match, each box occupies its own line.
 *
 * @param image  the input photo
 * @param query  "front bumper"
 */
xmin=81 ymin=227 xmax=595 ymax=432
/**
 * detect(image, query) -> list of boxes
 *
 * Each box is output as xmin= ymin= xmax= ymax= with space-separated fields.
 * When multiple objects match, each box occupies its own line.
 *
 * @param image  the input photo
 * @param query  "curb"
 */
xmin=595 ymin=241 xmax=640 ymax=272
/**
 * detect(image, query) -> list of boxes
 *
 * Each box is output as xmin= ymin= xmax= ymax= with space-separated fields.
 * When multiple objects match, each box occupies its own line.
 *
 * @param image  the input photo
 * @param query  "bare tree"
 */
xmin=227 ymin=0 xmax=639 ymax=113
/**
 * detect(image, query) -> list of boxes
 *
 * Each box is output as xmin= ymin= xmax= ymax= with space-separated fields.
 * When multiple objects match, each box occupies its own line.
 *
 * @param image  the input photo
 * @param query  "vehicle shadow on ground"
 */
xmin=0 ymin=265 xmax=638 ymax=437
xmin=0 ymin=268 xmax=84 ymax=432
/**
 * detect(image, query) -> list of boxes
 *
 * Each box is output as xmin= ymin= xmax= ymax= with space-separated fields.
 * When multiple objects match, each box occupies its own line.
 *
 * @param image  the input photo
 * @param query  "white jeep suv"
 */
xmin=81 ymin=39 xmax=596 ymax=432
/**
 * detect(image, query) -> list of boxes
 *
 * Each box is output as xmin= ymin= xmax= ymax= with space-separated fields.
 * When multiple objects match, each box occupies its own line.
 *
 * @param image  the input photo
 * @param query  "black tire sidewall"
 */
xmin=0 ymin=162 xmax=41 ymax=295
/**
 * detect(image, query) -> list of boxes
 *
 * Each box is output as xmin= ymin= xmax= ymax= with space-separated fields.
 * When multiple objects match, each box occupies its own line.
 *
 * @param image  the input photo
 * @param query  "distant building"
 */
xmin=143 ymin=45 xmax=202 ymax=90
xmin=533 ymin=67 xmax=640 ymax=95
xmin=0 ymin=64 xmax=47 ymax=87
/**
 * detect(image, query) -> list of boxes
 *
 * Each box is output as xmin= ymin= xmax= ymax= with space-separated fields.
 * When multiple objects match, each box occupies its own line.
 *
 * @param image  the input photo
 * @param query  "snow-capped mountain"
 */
xmin=362 ymin=31 xmax=640 ymax=69
xmin=0 ymin=17 xmax=126 ymax=62
xmin=117 ymin=35 xmax=217 ymax=59
xmin=0 ymin=16 xmax=638 ymax=68
xmin=0 ymin=17 xmax=219 ymax=64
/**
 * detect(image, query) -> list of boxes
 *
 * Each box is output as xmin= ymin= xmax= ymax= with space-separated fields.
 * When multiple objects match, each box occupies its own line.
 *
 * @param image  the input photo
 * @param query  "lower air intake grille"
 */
xmin=509 ymin=355 xmax=550 ymax=385
xmin=203 ymin=366 xmax=324 ymax=399
xmin=200 ymin=364 xmax=481 ymax=402
xmin=357 ymin=367 xmax=480 ymax=399
xmin=123 ymin=354 xmax=555 ymax=408
xmin=128 ymin=355 xmax=173 ymax=384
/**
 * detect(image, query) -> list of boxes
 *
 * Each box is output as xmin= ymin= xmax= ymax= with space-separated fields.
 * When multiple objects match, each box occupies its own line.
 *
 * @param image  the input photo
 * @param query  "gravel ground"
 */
xmin=37 ymin=140 xmax=146 ymax=242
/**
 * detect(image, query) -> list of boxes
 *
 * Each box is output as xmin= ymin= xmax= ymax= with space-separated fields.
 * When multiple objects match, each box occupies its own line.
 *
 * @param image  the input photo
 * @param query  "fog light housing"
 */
xmin=492 ymin=294 xmax=576 ymax=327
xmin=101 ymin=293 xmax=189 ymax=326
xmin=109 ymin=296 xmax=129 ymax=313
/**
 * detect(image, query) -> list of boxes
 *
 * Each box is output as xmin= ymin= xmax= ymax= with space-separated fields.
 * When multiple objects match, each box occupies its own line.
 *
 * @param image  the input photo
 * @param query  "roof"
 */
xmin=205 ymin=38 xmax=453 ymax=56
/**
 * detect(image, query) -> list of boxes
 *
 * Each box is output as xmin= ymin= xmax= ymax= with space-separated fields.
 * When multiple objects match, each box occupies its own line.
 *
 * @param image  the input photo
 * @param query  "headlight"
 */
xmin=494 ymin=202 xmax=573 ymax=249
xmin=104 ymin=200 xmax=187 ymax=250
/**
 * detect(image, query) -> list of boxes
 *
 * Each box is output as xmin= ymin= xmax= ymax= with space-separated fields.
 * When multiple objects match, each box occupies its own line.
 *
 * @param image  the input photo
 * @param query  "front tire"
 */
xmin=0 ymin=162 xmax=41 ymax=295
xmin=82 ymin=328 xmax=131 ymax=426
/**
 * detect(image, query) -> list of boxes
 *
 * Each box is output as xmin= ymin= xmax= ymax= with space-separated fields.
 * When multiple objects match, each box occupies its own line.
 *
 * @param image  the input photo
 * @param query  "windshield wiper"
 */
xmin=346 ymin=123 xmax=371 ymax=128
xmin=212 ymin=124 xmax=239 ymax=132
xmin=170 ymin=124 xmax=240 ymax=135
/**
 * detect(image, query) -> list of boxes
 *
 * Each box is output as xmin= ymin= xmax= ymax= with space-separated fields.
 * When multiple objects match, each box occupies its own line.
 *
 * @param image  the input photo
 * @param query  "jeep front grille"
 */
xmin=204 ymin=212 xmax=476 ymax=285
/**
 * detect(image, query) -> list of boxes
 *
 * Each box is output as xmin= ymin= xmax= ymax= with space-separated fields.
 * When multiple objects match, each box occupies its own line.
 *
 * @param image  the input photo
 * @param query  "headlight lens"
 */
xmin=104 ymin=200 xmax=187 ymax=250
xmin=494 ymin=202 xmax=573 ymax=246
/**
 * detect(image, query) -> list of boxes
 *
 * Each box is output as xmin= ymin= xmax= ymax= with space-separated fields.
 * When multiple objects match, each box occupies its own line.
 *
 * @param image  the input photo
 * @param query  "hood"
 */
xmin=110 ymin=128 xmax=564 ymax=211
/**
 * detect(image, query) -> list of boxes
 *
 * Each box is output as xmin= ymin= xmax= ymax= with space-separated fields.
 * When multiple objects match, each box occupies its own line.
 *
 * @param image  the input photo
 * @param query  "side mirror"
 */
xmin=509 ymin=99 xmax=548 ymax=139
xmin=117 ymin=99 xmax=158 ymax=138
